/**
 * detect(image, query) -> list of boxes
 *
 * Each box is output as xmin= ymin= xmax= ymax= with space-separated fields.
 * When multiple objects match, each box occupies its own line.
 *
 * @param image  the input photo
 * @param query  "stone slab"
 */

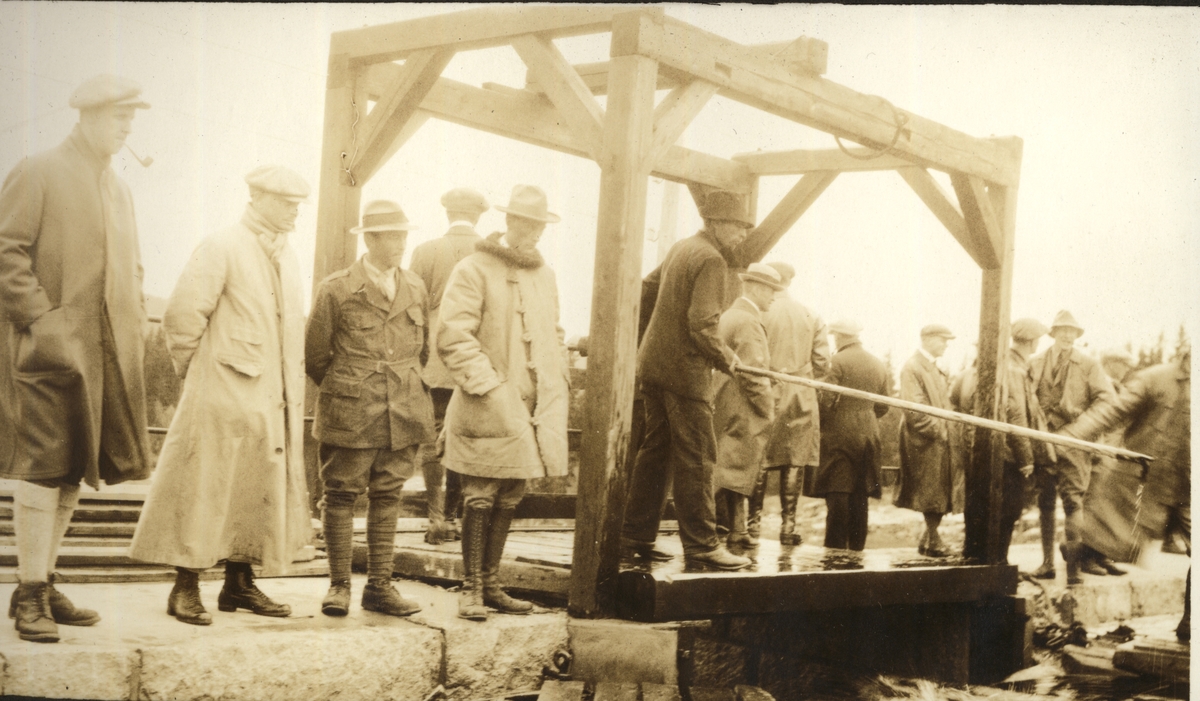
xmin=1 ymin=643 xmax=138 ymax=700
xmin=568 ymin=618 xmax=681 ymax=686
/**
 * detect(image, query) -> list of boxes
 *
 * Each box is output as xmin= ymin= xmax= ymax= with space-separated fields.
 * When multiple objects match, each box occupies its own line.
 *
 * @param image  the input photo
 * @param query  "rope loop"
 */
xmin=834 ymin=96 xmax=910 ymax=161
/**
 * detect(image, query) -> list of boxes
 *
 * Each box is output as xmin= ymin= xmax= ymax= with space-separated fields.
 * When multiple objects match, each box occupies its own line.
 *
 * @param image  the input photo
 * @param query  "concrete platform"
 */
xmin=0 ymin=575 xmax=567 ymax=701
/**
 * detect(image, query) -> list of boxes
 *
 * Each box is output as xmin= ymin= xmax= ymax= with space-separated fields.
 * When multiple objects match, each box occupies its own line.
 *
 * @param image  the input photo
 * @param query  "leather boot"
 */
xmin=727 ymin=492 xmax=756 ymax=547
xmin=13 ymin=582 xmax=58 ymax=643
xmin=362 ymin=579 xmax=421 ymax=617
xmin=218 ymin=561 xmax=291 ymax=617
xmin=779 ymin=467 xmax=802 ymax=546
xmin=9 ymin=573 xmax=100 ymax=626
xmin=422 ymin=458 xmax=454 ymax=545
xmin=1033 ymin=503 xmax=1057 ymax=579
xmin=458 ymin=506 xmax=489 ymax=621
xmin=444 ymin=470 xmax=463 ymax=541
xmin=1176 ymin=568 xmax=1190 ymax=642
xmin=362 ymin=495 xmax=420 ymax=616
xmin=322 ymin=497 xmax=354 ymax=616
xmin=167 ymin=568 xmax=212 ymax=626
xmin=482 ymin=508 xmax=532 ymax=614
xmin=747 ymin=470 xmax=767 ymax=541
xmin=1060 ymin=542 xmax=1083 ymax=586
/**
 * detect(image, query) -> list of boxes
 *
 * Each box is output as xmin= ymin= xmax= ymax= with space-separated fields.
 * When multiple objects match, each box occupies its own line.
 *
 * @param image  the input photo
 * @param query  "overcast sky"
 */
xmin=1 ymin=3 xmax=1196 ymax=372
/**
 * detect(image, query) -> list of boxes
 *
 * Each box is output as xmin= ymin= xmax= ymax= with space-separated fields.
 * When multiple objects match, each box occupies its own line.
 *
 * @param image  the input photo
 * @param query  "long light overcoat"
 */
xmin=410 ymin=223 xmax=482 ymax=390
xmin=438 ymin=234 xmax=569 ymax=480
xmin=0 ymin=128 xmax=150 ymax=487
xmin=761 ymin=292 xmax=829 ymax=469
xmin=713 ymin=297 xmax=775 ymax=495
xmin=895 ymin=351 xmax=963 ymax=514
xmin=129 ymin=210 xmax=310 ymax=575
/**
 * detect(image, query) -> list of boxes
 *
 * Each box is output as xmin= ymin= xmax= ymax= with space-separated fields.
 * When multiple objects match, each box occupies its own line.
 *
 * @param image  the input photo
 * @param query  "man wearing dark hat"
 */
xmin=752 ymin=261 xmax=830 ymax=546
xmin=1028 ymin=310 xmax=1113 ymax=583
xmin=306 ymin=200 xmax=433 ymax=618
xmin=620 ymin=190 xmax=754 ymax=571
xmin=895 ymin=325 xmax=962 ymax=557
xmin=0 ymin=74 xmax=153 ymax=642
xmin=712 ymin=263 xmax=783 ymax=547
xmin=130 ymin=166 xmax=313 ymax=625
xmin=410 ymin=187 xmax=488 ymax=545
xmin=809 ymin=320 xmax=890 ymax=551
xmin=438 ymin=184 xmax=570 ymax=620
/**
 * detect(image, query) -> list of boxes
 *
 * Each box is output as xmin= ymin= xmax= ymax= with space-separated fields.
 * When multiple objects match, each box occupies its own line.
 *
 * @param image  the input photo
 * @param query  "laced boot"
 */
xmin=217 ymin=561 xmax=291 ymax=617
xmin=9 ymin=573 xmax=100 ymax=626
xmin=321 ymin=497 xmax=354 ymax=616
xmin=362 ymin=579 xmax=421 ymax=617
xmin=481 ymin=507 xmax=532 ymax=614
xmin=778 ymin=467 xmax=802 ymax=546
xmin=362 ymin=496 xmax=420 ymax=616
xmin=13 ymin=582 xmax=58 ymax=643
xmin=458 ymin=506 xmax=489 ymax=621
xmin=167 ymin=568 xmax=212 ymax=626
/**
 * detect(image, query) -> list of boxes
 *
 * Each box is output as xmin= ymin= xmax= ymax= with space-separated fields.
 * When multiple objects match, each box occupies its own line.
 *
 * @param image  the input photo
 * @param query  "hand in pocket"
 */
xmin=16 ymin=308 xmax=75 ymax=373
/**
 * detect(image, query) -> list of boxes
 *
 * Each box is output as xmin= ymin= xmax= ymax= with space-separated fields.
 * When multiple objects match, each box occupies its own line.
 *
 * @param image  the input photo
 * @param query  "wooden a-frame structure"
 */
xmin=315 ymin=6 xmax=1024 ymax=619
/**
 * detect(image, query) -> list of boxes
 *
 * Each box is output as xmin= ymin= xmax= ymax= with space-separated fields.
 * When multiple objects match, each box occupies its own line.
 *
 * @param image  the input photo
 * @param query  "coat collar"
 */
xmin=477 ymin=232 xmax=544 ymax=269
xmin=913 ymin=349 xmax=944 ymax=375
xmin=347 ymin=259 xmax=412 ymax=316
xmin=731 ymin=296 xmax=761 ymax=320
xmin=65 ymin=125 xmax=112 ymax=174
xmin=446 ymin=223 xmax=479 ymax=236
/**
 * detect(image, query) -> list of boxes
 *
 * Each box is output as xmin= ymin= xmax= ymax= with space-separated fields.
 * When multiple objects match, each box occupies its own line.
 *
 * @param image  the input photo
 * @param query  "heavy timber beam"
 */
xmin=733 ymin=147 xmax=915 ymax=175
xmin=613 ymin=12 xmax=1020 ymax=187
xmin=950 ymin=173 xmax=1003 ymax=269
xmin=571 ymin=52 xmax=659 ymax=618
xmin=512 ymin=35 xmax=606 ymax=160
xmin=963 ymin=137 xmax=1023 ymax=564
xmin=360 ymin=65 xmax=755 ymax=194
xmin=330 ymin=5 xmax=663 ymax=65
xmin=351 ymin=48 xmax=454 ymax=184
xmin=895 ymin=167 xmax=979 ymax=267
xmin=313 ymin=54 xmax=364 ymax=289
xmin=646 ymin=79 xmax=719 ymax=171
xmin=733 ymin=171 xmax=838 ymax=266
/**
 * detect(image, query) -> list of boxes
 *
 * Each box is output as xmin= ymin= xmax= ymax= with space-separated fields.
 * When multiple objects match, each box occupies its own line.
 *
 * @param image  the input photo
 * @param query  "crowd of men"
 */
xmin=0 ymin=75 xmax=1188 ymax=646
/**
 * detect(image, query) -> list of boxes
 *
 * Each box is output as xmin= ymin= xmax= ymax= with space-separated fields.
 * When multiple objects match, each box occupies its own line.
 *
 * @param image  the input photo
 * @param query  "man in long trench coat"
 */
xmin=129 ymin=166 xmax=312 ymax=625
xmin=0 ymin=75 xmax=152 ymax=643
xmin=713 ymin=263 xmax=783 ymax=546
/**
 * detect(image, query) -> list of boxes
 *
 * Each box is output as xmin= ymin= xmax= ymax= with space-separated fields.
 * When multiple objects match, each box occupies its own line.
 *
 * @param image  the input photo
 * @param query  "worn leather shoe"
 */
xmin=322 ymin=581 xmax=351 ymax=617
xmin=218 ymin=562 xmax=291 ymax=617
xmin=1080 ymin=560 xmax=1108 ymax=576
xmin=13 ymin=582 xmax=58 ymax=643
xmin=9 ymin=573 xmax=100 ymax=627
xmin=622 ymin=542 xmax=674 ymax=562
xmin=686 ymin=546 xmax=751 ymax=571
xmin=167 ymin=569 xmax=212 ymax=626
xmin=1031 ymin=562 xmax=1056 ymax=580
xmin=1098 ymin=557 xmax=1126 ymax=576
xmin=362 ymin=580 xmax=421 ymax=617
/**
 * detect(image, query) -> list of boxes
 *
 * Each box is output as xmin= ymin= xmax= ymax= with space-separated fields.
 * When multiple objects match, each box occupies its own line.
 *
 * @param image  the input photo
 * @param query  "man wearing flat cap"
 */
xmin=712 ymin=263 xmax=783 ymax=547
xmin=896 ymin=325 xmax=963 ymax=558
xmin=809 ymin=320 xmax=890 ymax=551
xmin=410 ymin=187 xmax=488 ymax=545
xmin=130 ymin=165 xmax=312 ymax=625
xmin=621 ymin=190 xmax=754 ymax=571
xmin=438 ymin=184 xmax=570 ymax=620
xmin=1028 ymin=310 xmax=1113 ymax=583
xmin=307 ymin=200 xmax=433 ymax=618
xmin=751 ymin=261 xmax=830 ymax=546
xmin=0 ymin=74 xmax=152 ymax=642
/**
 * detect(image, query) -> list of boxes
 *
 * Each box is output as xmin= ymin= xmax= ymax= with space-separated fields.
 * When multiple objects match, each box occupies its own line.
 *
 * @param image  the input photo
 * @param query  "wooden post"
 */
xmin=570 ymin=18 xmax=659 ymax=618
xmin=313 ymin=54 xmax=365 ymax=290
xmin=962 ymin=138 xmax=1023 ymax=563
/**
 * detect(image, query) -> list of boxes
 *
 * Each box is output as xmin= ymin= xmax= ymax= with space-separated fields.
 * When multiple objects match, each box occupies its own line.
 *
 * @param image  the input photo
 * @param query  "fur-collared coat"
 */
xmin=437 ymin=233 xmax=569 ymax=480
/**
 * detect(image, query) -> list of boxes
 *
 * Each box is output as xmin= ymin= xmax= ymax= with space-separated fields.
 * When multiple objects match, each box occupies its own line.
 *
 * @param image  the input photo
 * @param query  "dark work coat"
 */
xmin=896 ymin=351 xmax=963 ymax=514
xmin=638 ymin=230 xmax=737 ymax=402
xmin=1030 ymin=346 xmax=1113 ymax=430
xmin=306 ymin=259 xmax=435 ymax=450
xmin=1000 ymin=348 xmax=1057 ymax=469
xmin=0 ymin=127 xmax=150 ymax=488
xmin=410 ymin=224 xmax=482 ymax=390
xmin=809 ymin=341 xmax=889 ymax=498
xmin=713 ymin=297 xmax=774 ymax=496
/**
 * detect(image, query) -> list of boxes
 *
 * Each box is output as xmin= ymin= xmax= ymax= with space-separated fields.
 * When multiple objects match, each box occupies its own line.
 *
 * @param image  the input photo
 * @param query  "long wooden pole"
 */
xmin=735 ymin=365 xmax=1153 ymax=464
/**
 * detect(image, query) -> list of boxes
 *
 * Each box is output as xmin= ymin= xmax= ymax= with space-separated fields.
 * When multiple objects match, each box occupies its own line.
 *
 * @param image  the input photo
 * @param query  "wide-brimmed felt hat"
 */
xmin=829 ymin=319 xmax=863 ymax=336
xmin=1050 ymin=309 xmax=1084 ymax=335
xmin=739 ymin=262 xmax=786 ymax=291
xmin=441 ymin=187 xmax=489 ymax=214
xmin=351 ymin=200 xmax=418 ymax=234
xmin=699 ymin=190 xmax=753 ymax=228
xmin=70 ymin=74 xmax=150 ymax=110
xmin=495 ymin=184 xmax=560 ymax=223
xmin=1011 ymin=318 xmax=1049 ymax=342
xmin=245 ymin=165 xmax=310 ymax=202
xmin=921 ymin=324 xmax=955 ymax=339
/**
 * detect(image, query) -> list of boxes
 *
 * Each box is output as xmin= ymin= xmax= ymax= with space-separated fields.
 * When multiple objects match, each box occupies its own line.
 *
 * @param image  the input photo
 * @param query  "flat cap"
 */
xmin=1099 ymin=347 xmax=1134 ymax=365
xmin=1011 ymin=317 xmax=1049 ymax=342
xmin=920 ymin=324 xmax=955 ymax=339
xmin=739 ymin=262 xmax=786 ymax=291
xmin=766 ymin=261 xmax=796 ymax=284
xmin=829 ymin=319 xmax=863 ymax=336
xmin=245 ymin=165 xmax=310 ymax=202
xmin=1050 ymin=309 xmax=1084 ymax=335
xmin=69 ymin=74 xmax=150 ymax=110
xmin=441 ymin=187 xmax=489 ymax=214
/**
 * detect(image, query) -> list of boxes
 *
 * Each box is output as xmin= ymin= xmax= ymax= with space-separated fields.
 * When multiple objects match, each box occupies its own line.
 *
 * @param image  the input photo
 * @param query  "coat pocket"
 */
xmin=216 ymin=325 xmax=265 ymax=377
xmin=451 ymin=384 xmax=519 ymax=439
xmin=318 ymin=375 xmax=364 ymax=431
xmin=15 ymin=308 xmax=75 ymax=374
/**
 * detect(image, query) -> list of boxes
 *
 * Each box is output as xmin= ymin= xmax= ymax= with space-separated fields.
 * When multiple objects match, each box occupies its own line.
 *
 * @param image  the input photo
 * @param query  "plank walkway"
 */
xmin=536 ymin=680 xmax=776 ymax=701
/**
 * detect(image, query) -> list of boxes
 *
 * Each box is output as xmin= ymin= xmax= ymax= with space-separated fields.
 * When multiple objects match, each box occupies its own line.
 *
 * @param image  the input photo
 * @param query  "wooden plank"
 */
xmin=641 ymin=684 xmax=682 ymax=701
xmin=962 ymin=137 xmax=1022 ymax=563
xmin=361 ymin=67 xmax=755 ymax=194
xmin=734 ymin=686 xmax=776 ymax=701
xmin=1113 ymin=639 xmax=1190 ymax=682
xmin=733 ymin=171 xmax=837 ymax=266
xmin=950 ymin=172 xmax=1003 ymax=269
xmin=646 ymin=79 xmax=719 ymax=170
xmin=526 ymin=59 xmax=685 ymax=96
xmin=570 ymin=49 xmax=659 ymax=619
xmin=733 ymin=147 xmax=914 ymax=175
xmin=896 ymin=166 xmax=979 ymax=266
xmin=351 ymin=49 xmax=453 ymax=184
xmin=329 ymin=6 xmax=662 ymax=65
xmin=613 ymin=13 xmax=1019 ymax=187
xmin=511 ymin=35 xmax=606 ymax=160
xmin=689 ymin=689 xmax=736 ymax=701
xmin=313 ymin=53 xmax=365 ymax=289
xmin=536 ymin=679 xmax=586 ymax=701
xmin=594 ymin=682 xmax=639 ymax=701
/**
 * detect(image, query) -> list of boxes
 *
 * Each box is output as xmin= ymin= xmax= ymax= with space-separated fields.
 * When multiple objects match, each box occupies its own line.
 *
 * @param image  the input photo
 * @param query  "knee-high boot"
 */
xmin=779 ymin=467 xmax=802 ymax=546
xmin=362 ymin=496 xmax=421 ymax=616
xmin=458 ymin=506 xmax=489 ymax=620
xmin=482 ymin=508 xmax=532 ymax=614
xmin=747 ymin=471 xmax=768 ymax=540
xmin=422 ymin=455 xmax=452 ymax=545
